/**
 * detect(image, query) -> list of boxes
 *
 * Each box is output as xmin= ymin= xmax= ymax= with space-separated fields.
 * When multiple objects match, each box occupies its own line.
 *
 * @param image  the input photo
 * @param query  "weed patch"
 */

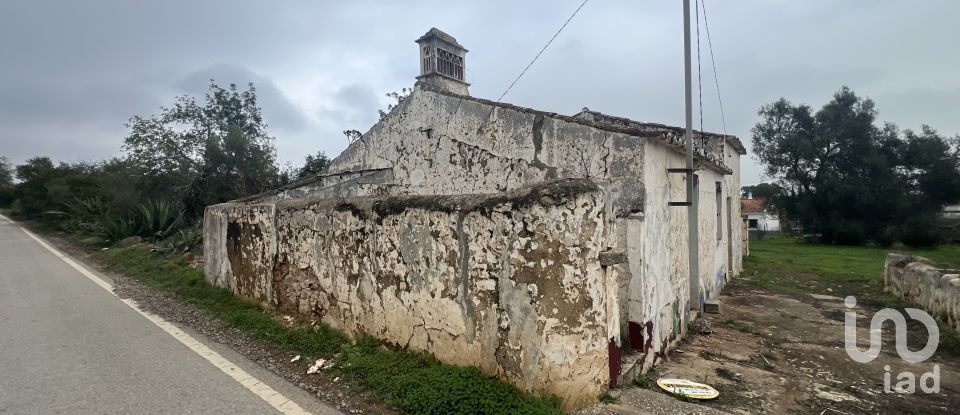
xmin=719 ymin=318 xmax=754 ymax=334
xmin=633 ymin=374 xmax=651 ymax=388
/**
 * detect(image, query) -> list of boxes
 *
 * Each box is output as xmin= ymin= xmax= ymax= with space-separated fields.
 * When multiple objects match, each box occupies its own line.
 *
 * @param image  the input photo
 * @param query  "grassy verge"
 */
xmin=68 ymin=239 xmax=562 ymax=414
xmin=741 ymin=235 xmax=960 ymax=300
xmin=740 ymin=234 xmax=960 ymax=354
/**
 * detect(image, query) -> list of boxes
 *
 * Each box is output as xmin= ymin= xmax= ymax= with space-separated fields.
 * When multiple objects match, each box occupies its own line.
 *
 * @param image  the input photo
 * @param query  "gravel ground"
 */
xmin=47 ymin=234 xmax=398 ymax=415
xmin=578 ymin=388 xmax=731 ymax=415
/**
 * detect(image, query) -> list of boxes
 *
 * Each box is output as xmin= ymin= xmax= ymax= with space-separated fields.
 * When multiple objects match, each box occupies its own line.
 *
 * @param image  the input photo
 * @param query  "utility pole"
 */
xmin=683 ymin=0 xmax=700 ymax=311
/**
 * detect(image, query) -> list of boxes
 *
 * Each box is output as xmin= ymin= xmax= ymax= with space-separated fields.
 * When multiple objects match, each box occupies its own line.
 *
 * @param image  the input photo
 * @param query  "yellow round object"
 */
xmin=656 ymin=378 xmax=720 ymax=400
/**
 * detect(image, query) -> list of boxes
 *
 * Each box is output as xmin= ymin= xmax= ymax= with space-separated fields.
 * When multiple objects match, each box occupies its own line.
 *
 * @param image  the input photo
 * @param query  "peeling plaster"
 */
xmin=204 ymin=84 xmax=744 ymax=409
xmin=205 ymin=180 xmax=610 ymax=409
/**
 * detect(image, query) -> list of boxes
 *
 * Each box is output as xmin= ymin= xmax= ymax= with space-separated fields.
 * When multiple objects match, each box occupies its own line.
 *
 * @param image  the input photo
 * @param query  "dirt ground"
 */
xmin=584 ymin=280 xmax=960 ymax=415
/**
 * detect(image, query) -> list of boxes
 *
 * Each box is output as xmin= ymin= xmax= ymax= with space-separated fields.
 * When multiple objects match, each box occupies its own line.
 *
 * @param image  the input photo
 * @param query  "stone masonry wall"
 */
xmin=885 ymin=253 xmax=960 ymax=331
xmin=326 ymin=85 xmax=646 ymax=220
xmin=204 ymin=179 xmax=612 ymax=409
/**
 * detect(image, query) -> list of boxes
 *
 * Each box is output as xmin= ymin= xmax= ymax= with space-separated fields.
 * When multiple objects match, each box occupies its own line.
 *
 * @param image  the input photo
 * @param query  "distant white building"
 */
xmin=944 ymin=204 xmax=960 ymax=220
xmin=741 ymin=198 xmax=779 ymax=232
xmin=942 ymin=204 xmax=960 ymax=243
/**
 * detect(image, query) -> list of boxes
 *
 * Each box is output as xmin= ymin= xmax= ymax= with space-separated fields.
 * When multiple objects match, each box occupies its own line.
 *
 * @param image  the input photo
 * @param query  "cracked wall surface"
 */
xmin=325 ymin=85 xmax=645 ymax=219
xmin=205 ymin=179 xmax=610 ymax=410
xmin=886 ymin=253 xmax=960 ymax=331
xmin=616 ymin=136 xmax=743 ymax=377
xmin=205 ymin=82 xmax=745 ymax=403
xmin=204 ymin=203 xmax=277 ymax=304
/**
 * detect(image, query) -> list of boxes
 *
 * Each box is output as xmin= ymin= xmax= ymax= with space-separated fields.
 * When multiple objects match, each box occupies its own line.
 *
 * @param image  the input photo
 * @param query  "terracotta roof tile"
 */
xmin=741 ymin=198 xmax=766 ymax=214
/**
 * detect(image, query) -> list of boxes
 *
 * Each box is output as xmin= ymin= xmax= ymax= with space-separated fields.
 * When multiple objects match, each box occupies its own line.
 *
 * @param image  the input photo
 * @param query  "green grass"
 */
xmin=907 ymin=245 xmax=960 ymax=270
xmin=741 ymin=235 xmax=960 ymax=300
xmin=88 ymin=245 xmax=562 ymax=415
xmin=741 ymin=235 xmax=960 ymax=355
xmin=633 ymin=374 xmax=651 ymax=388
xmin=599 ymin=393 xmax=618 ymax=404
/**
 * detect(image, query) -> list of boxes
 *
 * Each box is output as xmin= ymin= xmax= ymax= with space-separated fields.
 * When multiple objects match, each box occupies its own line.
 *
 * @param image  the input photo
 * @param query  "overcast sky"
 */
xmin=2 ymin=0 xmax=959 ymax=185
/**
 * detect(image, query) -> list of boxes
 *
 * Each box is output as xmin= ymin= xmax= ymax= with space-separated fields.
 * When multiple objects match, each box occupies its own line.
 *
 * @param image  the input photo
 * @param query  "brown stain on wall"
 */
xmin=214 ymin=179 xmax=609 ymax=410
xmin=226 ymin=221 xmax=270 ymax=302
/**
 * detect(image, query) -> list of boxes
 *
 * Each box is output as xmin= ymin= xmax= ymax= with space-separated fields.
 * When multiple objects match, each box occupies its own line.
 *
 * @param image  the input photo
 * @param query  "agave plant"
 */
xmin=97 ymin=215 xmax=140 ymax=244
xmin=44 ymin=196 xmax=108 ymax=233
xmin=135 ymin=200 xmax=185 ymax=240
xmin=153 ymin=228 xmax=202 ymax=255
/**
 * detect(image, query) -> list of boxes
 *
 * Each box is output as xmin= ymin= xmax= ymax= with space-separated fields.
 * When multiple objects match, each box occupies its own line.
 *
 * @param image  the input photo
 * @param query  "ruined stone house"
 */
xmin=203 ymin=28 xmax=746 ymax=410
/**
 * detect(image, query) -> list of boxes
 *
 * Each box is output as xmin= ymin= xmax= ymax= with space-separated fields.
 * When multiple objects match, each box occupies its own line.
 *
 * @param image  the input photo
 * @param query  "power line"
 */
xmin=700 ymin=0 xmax=728 ymax=136
xmin=496 ymin=0 xmax=590 ymax=102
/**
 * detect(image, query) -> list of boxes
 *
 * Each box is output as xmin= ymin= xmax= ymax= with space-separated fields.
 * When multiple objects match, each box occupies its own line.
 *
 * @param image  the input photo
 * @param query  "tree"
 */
xmin=188 ymin=125 xmax=278 ymax=211
xmin=0 ymin=157 xmax=13 ymax=188
xmin=0 ymin=156 xmax=17 ymax=207
xmin=10 ymin=157 xmax=109 ymax=218
xmin=122 ymin=81 xmax=279 ymax=217
xmin=12 ymin=157 xmax=56 ymax=216
xmin=752 ymin=87 xmax=960 ymax=246
xmin=297 ymin=151 xmax=330 ymax=179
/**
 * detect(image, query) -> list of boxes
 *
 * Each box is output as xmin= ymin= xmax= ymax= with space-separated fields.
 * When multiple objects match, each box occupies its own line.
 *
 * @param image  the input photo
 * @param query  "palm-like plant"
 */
xmin=135 ymin=200 xmax=184 ymax=240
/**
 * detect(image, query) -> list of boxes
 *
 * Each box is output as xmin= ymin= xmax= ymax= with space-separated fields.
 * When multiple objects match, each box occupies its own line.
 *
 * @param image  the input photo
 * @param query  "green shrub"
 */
xmin=135 ymin=200 xmax=184 ymax=240
xmin=0 ymin=188 xmax=14 ymax=207
xmin=153 ymin=228 xmax=202 ymax=255
xmin=97 ymin=215 xmax=140 ymax=243
xmin=44 ymin=196 xmax=109 ymax=233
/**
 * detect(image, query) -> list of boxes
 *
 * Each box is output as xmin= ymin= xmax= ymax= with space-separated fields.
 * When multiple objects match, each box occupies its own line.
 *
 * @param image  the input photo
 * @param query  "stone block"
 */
xmin=599 ymin=249 xmax=627 ymax=267
xmin=703 ymin=300 xmax=721 ymax=314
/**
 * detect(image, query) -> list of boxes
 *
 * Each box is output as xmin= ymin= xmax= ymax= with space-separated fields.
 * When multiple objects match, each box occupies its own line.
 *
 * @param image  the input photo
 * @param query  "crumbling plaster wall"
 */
xmin=325 ymin=84 xmax=651 ymax=350
xmin=204 ymin=179 xmax=612 ymax=409
xmin=204 ymin=203 xmax=277 ymax=304
xmin=322 ymin=84 xmax=743 ymax=372
xmin=326 ymin=85 xmax=645 ymax=219
xmin=885 ymin=253 xmax=960 ymax=331
xmin=623 ymin=141 xmax=742 ymax=372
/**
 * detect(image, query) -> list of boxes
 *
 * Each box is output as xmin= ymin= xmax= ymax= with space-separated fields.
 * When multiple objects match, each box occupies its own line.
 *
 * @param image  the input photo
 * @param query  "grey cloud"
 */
xmin=175 ymin=64 xmax=309 ymax=133
xmin=317 ymin=84 xmax=381 ymax=130
xmin=2 ymin=0 xmax=960 ymax=183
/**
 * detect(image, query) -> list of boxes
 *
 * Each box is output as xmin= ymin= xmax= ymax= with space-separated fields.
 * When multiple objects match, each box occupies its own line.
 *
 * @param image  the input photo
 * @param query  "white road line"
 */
xmin=17 ymin=226 xmax=312 ymax=415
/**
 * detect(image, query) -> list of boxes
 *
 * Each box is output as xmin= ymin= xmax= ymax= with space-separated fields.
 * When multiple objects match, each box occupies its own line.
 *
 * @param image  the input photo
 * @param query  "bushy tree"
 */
xmin=188 ymin=125 xmax=279 ymax=211
xmin=0 ymin=156 xmax=13 ymax=207
xmin=123 ymin=81 xmax=279 ymax=217
xmin=752 ymin=87 xmax=960 ymax=246
xmin=297 ymin=151 xmax=330 ymax=179
xmin=11 ymin=158 xmax=115 ymax=218
xmin=12 ymin=157 xmax=56 ymax=216
xmin=4 ymin=80 xmax=287 ymax=246
xmin=0 ymin=157 xmax=13 ymax=188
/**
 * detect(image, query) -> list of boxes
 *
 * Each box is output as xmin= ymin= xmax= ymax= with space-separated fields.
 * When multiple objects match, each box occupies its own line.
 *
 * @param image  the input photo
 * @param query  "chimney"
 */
xmin=415 ymin=28 xmax=469 ymax=95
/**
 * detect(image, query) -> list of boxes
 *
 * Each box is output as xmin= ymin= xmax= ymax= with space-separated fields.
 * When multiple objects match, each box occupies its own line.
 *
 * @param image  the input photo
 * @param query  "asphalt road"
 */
xmin=0 ymin=215 xmax=337 ymax=415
